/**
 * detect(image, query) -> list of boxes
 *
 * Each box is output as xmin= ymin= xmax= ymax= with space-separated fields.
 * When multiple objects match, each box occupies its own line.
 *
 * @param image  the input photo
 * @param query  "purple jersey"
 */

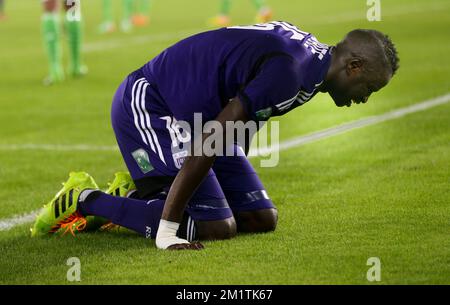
xmin=140 ymin=21 xmax=332 ymax=123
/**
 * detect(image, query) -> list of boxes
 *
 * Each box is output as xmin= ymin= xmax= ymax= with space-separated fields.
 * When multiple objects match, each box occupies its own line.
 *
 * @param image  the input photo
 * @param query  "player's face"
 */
xmin=328 ymin=61 xmax=391 ymax=107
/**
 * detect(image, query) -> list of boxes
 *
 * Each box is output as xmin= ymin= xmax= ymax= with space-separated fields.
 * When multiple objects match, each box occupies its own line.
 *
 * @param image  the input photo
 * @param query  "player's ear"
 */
xmin=346 ymin=57 xmax=363 ymax=76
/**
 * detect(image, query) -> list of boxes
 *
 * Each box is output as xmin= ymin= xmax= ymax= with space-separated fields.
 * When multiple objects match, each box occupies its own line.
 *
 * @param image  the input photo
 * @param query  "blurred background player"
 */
xmin=132 ymin=0 xmax=151 ymax=27
xmin=0 ymin=0 xmax=5 ymax=20
xmin=99 ymin=0 xmax=151 ymax=34
xmin=98 ymin=0 xmax=115 ymax=33
xmin=209 ymin=0 xmax=272 ymax=27
xmin=42 ymin=0 xmax=87 ymax=85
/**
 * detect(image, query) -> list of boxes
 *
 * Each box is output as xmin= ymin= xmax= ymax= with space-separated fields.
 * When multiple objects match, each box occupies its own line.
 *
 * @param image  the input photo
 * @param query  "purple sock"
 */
xmin=78 ymin=191 xmax=164 ymax=238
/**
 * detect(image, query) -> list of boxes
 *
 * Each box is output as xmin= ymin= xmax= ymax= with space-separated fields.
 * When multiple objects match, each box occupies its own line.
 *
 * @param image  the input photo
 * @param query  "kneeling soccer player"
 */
xmin=31 ymin=21 xmax=399 ymax=250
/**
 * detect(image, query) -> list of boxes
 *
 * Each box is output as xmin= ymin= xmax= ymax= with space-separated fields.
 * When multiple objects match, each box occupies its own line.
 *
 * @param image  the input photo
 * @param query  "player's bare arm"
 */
xmin=156 ymin=97 xmax=249 ymax=250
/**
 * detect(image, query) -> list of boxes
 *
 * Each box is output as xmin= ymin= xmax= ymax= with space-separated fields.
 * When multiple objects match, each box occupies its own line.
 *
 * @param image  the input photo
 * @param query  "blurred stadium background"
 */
xmin=0 ymin=0 xmax=449 ymax=284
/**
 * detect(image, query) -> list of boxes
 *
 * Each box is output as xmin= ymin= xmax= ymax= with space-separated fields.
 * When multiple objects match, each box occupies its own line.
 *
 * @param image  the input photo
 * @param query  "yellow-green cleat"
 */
xmin=98 ymin=172 xmax=137 ymax=233
xmin=106 ymin=171 xmax=136 ymax=197
xmin=30 ymin=172 xmax=99 ymax=237
xmin=84 ymin=171 xmax=137 ymax=231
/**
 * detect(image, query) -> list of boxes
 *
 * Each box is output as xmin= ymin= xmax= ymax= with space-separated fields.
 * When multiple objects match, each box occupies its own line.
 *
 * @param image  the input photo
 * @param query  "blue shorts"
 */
xmin=111 ymin=70 xmax=275 ymax=221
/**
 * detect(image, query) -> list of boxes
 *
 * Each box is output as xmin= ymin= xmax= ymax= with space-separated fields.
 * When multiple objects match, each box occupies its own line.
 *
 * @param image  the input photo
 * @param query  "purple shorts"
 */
xmin=111 ymin=70 xmax=275 ymax=221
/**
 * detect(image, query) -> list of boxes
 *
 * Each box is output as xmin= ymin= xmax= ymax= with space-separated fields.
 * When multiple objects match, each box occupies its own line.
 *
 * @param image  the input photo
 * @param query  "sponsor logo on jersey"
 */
xmin=132 ymin=148 xmax=154 ymax=174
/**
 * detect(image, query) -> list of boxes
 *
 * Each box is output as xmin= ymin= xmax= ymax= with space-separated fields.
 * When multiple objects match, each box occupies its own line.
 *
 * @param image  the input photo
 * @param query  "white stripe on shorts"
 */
xmin=131 ymin=77 xmax=166 ymax=165
xmin=130 ymin=78 xmax=151 ymax=148
xmin=137 ymin=81 xmax=166 ymax=165
xmin=187 ymin=216 xmax=196 ymax=242
xmin=187 ymin=216 xmax=192 ymax=241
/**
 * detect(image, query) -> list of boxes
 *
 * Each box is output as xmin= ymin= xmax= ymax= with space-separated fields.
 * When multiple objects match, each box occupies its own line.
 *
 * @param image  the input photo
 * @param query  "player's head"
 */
xmin=323 ymin=29 xmax=399 ymax=107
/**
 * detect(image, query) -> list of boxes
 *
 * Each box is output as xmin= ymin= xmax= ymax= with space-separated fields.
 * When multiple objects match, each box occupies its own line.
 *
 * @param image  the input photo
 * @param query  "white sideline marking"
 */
xmin=249 ymin=93 xmax=450 ymax=156
xmin=0 ymin=93 xmax=449 ymax=231
xmin=1 ymin=93 xmax=448 ymax=154
xmin=0 ymin=143 xmax=118 ymax=152
xmin=0 ymin=210 xmax=40 ymax=231
xmin=84 ymin=29 xmax=202 ymax=53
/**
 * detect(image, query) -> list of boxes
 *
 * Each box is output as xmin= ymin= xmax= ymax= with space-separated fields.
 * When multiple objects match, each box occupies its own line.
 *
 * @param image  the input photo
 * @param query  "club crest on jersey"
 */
xmin=172 ymin=150 xmax=188 ymax=169
xmin=132 ymin=149 xmax=153 ymax=174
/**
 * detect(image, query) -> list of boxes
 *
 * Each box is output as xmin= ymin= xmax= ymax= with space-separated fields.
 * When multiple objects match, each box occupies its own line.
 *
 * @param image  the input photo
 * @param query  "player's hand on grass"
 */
xmin=156 ymin=234 xmax=204 ymax=251
xmin=167 ymin=242 xmax=204 ymax=250
xmin=156 ymin=219 xmax=204 ymax=250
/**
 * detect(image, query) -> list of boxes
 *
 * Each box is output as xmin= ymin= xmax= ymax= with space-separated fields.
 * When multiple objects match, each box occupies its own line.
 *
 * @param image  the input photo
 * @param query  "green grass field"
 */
xmin=0 ymin=0 xmax=449 ymax=284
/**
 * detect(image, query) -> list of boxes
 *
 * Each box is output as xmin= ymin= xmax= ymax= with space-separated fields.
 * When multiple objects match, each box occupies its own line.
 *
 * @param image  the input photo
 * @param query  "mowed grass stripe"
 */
xmin=0 ymin=92 xmax=448 ymax=231
xmin=1 ymin=93 xmax=449 ymax=154
xmin=0 ymin=95 xmax=448 ymax=284
xmin=2 ymin=0 xmax=448 ymax=57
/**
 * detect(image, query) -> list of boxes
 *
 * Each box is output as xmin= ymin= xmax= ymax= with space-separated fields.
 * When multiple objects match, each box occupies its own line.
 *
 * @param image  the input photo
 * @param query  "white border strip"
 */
xmin=0 ymin=93 xmax=449 ymax=231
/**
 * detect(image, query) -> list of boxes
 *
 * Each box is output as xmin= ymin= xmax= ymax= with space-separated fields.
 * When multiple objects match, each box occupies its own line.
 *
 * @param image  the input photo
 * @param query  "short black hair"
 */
xmin=378 ymin=33 xmax=399 ymax=75
xmin=343 ymin=29 xmax=400 ymax=76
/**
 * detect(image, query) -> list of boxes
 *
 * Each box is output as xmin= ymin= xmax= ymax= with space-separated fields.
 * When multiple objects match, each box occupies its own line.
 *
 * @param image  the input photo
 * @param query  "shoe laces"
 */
xmin=51 ymin=212 xmax=87 ymax=236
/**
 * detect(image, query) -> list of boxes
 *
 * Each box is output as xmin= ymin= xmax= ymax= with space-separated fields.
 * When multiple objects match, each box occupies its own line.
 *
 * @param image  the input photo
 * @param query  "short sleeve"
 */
xmin=238 ymin=55 xmax=302 ymax=121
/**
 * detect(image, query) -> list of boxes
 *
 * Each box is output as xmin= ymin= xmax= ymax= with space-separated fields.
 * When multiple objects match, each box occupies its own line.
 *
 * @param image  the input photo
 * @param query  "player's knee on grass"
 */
xmin=196 ymin=217 xmax=237 ymax=241
xmin=235 ymin=208 xmax=278 ymax=233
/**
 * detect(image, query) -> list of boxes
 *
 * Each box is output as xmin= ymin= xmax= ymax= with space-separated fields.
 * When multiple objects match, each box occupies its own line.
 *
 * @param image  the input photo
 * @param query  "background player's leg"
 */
xmin=0 ymin=0 xmax=5 ymax=20
xmin=251 ymin=0 xmax=272 ymax=23
xmin=121 ymin=0 xmax=133 ymax=32
xmin=251 ymin=0 xmax=265 ymax=10
xmin=208 ymin=0 xmax=231 ymax=27
xmin=99 ymin=0 xmax=115 ymax=33
xmin=63 ymin=0 xmax=86 ymax=77
xmin=219 ymin=0 xmax=232 ymax=16
xmin=132 ymin=0 xmax=150 ymax=27
xmin=213 ymin=146 xmax=277 ymax=233
xmin=42 ymin=0 xmax=64 ymax=85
